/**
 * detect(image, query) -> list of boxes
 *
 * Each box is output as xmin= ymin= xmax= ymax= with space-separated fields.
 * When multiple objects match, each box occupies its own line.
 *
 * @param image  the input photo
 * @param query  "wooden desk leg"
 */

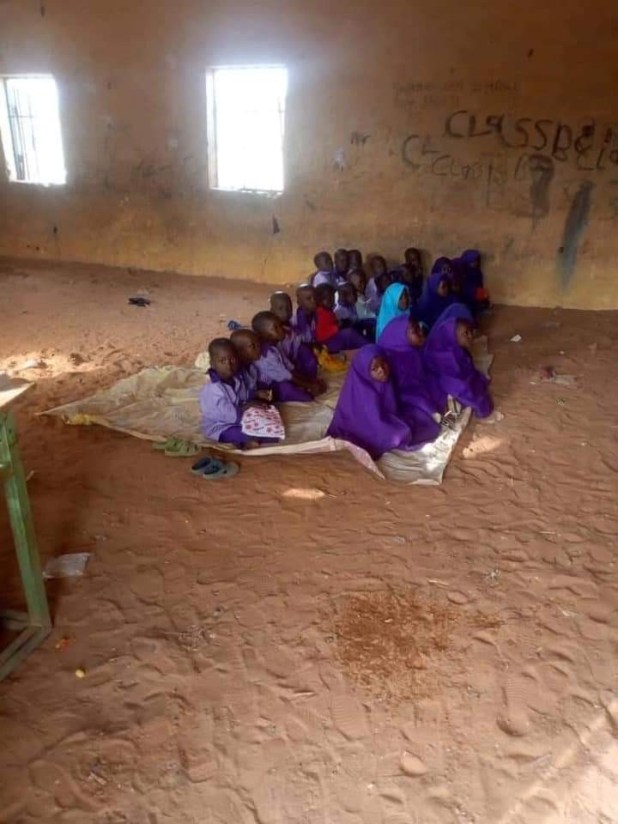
xmin=0 ymin=410 xmax=51 ymax=678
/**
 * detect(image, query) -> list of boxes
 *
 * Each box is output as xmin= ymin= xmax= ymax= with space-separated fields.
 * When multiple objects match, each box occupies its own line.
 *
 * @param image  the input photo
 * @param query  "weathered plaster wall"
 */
xmin=0 ymin=0 xmax=617 ymax=307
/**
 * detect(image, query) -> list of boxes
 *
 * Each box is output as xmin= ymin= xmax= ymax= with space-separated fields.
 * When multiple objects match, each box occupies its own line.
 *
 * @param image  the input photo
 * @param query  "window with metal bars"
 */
xmin=0 ymin=75 xmax=66 ymax=185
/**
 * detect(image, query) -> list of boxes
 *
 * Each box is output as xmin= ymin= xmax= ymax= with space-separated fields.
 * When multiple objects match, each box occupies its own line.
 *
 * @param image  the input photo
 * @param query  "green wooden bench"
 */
xmin=0 ymin=379 xmax=51 ymax=680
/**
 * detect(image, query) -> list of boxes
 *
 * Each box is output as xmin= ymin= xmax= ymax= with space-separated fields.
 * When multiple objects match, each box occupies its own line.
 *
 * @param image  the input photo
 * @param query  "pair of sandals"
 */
xmin=153 ymin=439 xmax=239 ymax=480
xmin=191 ymin=454 xmax=239 ymax=480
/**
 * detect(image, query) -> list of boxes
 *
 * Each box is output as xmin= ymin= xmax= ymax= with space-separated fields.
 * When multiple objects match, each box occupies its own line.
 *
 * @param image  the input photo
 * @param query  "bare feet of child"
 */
xmin=479 ymin=409 xmax=504 ymax=425
xmin=308 ymin=378 xmax=327 ymax=397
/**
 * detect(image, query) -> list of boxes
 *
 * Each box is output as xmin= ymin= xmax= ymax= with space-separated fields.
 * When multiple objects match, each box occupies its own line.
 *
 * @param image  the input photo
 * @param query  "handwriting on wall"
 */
xmin=394 ymin=80 xmax=518 ymax=112
xmin=400 ymin=106 xmax=618 ymax=225
xmin=444 ymin=111 xmax=618 ymax=169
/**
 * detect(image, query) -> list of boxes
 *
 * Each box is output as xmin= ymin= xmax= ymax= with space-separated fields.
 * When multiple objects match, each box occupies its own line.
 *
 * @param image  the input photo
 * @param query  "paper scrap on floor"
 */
xmin=43 ymin=340 xmax=492 ymax=485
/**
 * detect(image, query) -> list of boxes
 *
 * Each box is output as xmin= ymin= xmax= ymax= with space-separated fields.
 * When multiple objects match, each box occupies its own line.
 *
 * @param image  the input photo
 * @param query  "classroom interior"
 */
xmin=1 ymin=0 xmax=618 ymax=822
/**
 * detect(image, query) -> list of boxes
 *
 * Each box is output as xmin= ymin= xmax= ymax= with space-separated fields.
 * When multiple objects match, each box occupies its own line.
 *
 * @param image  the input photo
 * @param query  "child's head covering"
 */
xmin=460 ymin=249 xmax=484 ymax=296
xmin=377 ymin=315 xmax=445 ymax=440
xmin=326 ymin=345 xmax=412 ymax=459
xmin=423 ymin=318 xmax=493 ymax=418
xmin=376 ymin=283 xmax=409 ymax=341
xmin=415 ymin=259 xmax=463 ymax=330
xmin=377 ymin=314 xmax=412 ymax=352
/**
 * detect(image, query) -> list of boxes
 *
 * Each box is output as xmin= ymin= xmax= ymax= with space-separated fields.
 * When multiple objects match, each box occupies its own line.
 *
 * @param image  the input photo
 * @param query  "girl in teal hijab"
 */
xmin=376 ymin=283 xmax=411 ymax=341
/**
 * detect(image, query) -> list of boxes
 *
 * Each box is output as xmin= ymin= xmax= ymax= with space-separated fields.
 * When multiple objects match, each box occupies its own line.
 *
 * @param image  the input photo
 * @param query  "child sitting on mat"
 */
xmin=334 ymin=248 xmax=350 ymax=284
xmin=326 ymin=345 xmax=420 ymax=458
xmin=200 ymin=338 xmax=280 ymax=450
xmin=312 ymin=251 xmax=338 ymax=288
xmin=423 ymin=317 xmax=493 ymax=418
xmin=335 ymin=281 xmax=376 ymax=340
xmin=269 ymin=290 xmax=319 ymax=379
xmin=348 ymin=248 xmax=364 ymax=273
xmin=366 ymin=258 xmax=393 ymax=315
xmin=314 ymin=284 xmax=367 ymax=352
xmin=376 ymin=283 xmax=411 ymax=340
xmin=378 ymin=315 xmax=444 ymax=444
xmin=349 ymin=269 xmax=376 ymax=322
xmin=294 ymin=283 xmax=318 ymax=344
xmin=233 ymin=315 xmax=324 ymax=402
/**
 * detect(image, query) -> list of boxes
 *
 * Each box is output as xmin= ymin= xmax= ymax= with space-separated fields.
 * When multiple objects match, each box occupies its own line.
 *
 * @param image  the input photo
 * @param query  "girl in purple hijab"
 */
xmin=423 ymin=317 xmax=493 ymax=418
xmin=414 ymin=258 xmax=455 ymax=329
xmin=460 ymin=249 xmax=491 ymax=316
xmin=414 ymin=258 xmax=476 ymax=330
xmin=326 ymin=345 xmax=414 ymax=459
xmin=378 ymin=315 xmax=445 ymax=444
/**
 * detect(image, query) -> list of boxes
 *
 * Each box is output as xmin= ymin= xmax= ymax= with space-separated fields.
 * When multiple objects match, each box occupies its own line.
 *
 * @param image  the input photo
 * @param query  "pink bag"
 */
xmin=241 ymin=404 xmax=285 ymax=440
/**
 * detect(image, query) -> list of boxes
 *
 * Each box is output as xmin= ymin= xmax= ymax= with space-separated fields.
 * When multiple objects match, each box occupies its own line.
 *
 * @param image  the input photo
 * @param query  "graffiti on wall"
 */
xmin=444 ymin=110 xmax=618 ymax=170
xmin=394 ymin=81 xmax=618 ymax=285
xmin=400 ymin=105 xmax=618 ymax=230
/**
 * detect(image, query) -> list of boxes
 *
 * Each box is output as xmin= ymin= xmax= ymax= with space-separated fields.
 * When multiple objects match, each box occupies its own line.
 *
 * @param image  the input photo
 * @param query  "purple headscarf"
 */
xmin=461 ymin=249 xmax=484 ymax=292
xmin=414 ymin=267 xmax=454 ymax=330
xmin=423 ymin=318 xmax=493 ymax=418
xmin=326 ymin=345 xmax=413 ymax=459
xmin=459 ymin=249 xmax=489 ymax=317
xmin=378 ymin=315 xmax=446 ymax=422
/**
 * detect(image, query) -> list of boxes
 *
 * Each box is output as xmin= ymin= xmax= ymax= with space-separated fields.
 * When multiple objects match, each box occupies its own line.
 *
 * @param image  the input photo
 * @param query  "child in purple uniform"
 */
xmin=335 ymin=282 xmax=376 ymax=341
xmin=366 ymin=256 xmax=393 ymax=315
xmin=294 ymin=284 xmax=318 ymax=343
xmin=199 ymin=338 xmax=279 ymax=449
xmin=326 ymin=346 xmax=416 ymax=459
xmin=269 ymin=291 xmax=318 ymax=379
xmin=333 ymin=248 xmax=350 ymax=284
xmin=312 ymin=251 xmax=338 ymax=288
xmin=233 ymin=313 xmax=325 ymax=402
xmin=348 ymin=249 xmax=364 ymax=273
xmin=423 ymin=317 xmax=493 ymax=418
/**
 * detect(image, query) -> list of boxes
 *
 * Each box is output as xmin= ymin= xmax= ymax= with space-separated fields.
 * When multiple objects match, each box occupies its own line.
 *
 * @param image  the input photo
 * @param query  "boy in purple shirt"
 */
xmin=199 ymin=339 xmax=278 ymax=449
xmin=333 ymin=248 xmax=350 ymax=284
xmin=312 ymin=251 xmax=338 ymax=288
xmin=232 ymin=318 xmax=324 ymax=403
xmin=269 ymin=291 xmax=319 ymax=379
xmin=294 ymin=284 xmax=318 ymax=343
xmin=335 ymin=282 xmax=376 ymax=341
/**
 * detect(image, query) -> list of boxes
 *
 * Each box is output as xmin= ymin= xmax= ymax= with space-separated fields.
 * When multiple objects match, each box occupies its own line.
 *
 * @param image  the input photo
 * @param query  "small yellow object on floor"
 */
xmin=316 ymin=348 xmax=348 ymax=373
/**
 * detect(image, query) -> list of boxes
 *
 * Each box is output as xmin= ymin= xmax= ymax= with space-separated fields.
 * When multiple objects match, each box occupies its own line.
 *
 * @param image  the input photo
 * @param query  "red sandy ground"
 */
xmin=0 ymin=259 xmax=617 ymax=824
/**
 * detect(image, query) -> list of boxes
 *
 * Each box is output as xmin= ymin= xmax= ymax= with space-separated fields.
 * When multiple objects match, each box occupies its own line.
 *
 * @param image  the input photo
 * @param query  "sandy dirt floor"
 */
xmin=0 ymin=258 xmax=617 ymax=824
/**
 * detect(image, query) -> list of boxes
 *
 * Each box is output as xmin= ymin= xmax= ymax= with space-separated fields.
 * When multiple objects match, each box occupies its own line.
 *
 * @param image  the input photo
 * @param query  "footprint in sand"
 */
xmin=400 ymin=752 xmax=428 ymax=776
xmin=330 ymin=695 xmax=370 ymax=740
xmin=130 ymin=567 xmax=164 ymax=601
xmin=497 ymin=676 xmax=536 ymax=737
xmin=446 ymin=590 xmax=470 ymax=605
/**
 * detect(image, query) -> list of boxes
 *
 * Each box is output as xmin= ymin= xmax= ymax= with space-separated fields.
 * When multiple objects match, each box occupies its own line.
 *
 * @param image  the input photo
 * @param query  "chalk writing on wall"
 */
xmin=394 ymin=80 xmax=519 ymax=113
xmin=400 ymin=107 xmax=618 ymax=223
xmin=444 ymin=111 xmax=618 ymax=169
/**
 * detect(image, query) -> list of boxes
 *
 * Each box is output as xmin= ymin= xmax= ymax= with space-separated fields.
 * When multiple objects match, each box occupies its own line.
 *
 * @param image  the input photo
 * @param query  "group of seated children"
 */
xmin=200 ymin=247 xmax=492 ymax=457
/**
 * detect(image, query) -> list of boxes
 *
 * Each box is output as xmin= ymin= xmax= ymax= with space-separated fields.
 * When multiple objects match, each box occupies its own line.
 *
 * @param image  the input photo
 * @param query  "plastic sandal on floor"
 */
xmin=153 ymin=438 xmax=200 ymax=457
xmin=191 ymin=455 xmax=240 ymax=480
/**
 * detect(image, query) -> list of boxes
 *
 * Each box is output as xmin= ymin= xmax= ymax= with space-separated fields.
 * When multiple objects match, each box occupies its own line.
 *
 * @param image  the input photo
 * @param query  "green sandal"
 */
xmin=153 ymin=438 xmax=200 ymax=457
